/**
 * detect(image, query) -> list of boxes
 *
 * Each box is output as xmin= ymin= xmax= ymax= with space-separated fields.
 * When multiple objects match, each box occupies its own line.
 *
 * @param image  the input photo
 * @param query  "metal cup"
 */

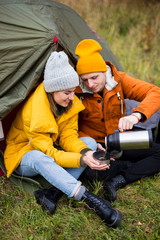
xmin=93 ymin=150 xmax=110 ymax=165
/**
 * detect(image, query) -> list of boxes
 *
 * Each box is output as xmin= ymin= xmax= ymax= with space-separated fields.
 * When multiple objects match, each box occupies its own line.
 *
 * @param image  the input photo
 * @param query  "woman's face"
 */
xmin=52 ymin=87 xmax=76 ymax=107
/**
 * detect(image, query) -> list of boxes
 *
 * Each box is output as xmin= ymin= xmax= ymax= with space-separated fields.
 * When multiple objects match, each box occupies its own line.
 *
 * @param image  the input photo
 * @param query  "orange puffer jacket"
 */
xmin=76 ymin=61 xmax=160 ymax=143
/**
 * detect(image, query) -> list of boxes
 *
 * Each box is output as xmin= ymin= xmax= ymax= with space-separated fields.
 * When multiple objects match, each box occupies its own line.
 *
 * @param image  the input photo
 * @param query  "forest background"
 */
xmin=0 ymin=0 xmax=160 ymax=239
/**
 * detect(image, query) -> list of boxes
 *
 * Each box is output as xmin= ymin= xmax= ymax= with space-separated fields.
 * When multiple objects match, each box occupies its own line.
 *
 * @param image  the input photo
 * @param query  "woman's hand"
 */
xmin=118 ymin=113 xmax=141 ymax=132
xmin=82 ymin=151 xmax=110 ymax=170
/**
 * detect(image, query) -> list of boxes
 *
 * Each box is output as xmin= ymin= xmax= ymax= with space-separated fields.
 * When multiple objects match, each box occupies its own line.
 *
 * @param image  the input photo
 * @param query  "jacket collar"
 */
xmin=30 ymin=83 xmax=58 ymax=133
xmin=105 ymin=64 xmax=118 ymax=90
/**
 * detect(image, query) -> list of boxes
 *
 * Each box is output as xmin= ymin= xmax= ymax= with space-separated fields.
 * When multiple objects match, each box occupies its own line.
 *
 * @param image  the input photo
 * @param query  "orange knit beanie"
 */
xmin=75 ymin=39 xmax=107 ymax=75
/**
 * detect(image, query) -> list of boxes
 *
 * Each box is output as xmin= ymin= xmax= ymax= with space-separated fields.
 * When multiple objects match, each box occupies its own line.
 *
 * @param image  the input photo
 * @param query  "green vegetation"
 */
xmin=59 ymin=0 xmax=160 ymax=86
xmin=0 ymin=0 xmax=160 ymax=239
xmin=1 ymin=173 xmax=160 ymax=239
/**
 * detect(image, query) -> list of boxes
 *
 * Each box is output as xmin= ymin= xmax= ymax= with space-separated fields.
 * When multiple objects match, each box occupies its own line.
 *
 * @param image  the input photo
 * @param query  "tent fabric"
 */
xmin=0 ymin=0 xmax=123 ymax=121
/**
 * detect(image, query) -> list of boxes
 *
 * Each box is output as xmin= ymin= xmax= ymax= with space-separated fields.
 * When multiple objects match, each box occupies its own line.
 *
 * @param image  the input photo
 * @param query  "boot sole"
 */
xmin=107 ymin=209 xmax=122 ymax=228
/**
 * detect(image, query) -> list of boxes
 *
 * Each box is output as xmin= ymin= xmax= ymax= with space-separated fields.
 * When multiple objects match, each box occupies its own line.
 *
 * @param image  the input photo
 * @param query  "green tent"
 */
xmin=0 ymin=0 xmax=123 ymax=194
xmin=0 ymin=0 xmax=123 ymax=121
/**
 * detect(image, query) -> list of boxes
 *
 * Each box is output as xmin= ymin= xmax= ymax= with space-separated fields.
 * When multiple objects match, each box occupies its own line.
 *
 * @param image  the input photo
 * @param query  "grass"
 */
xmin=1 ymin=0 xmax=160 ymax=239
xmin=1 ymin=173 xmax=160 ymax=239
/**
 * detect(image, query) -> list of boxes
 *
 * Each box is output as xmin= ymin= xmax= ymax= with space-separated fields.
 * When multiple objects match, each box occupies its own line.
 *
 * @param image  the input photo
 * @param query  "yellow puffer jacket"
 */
xmin=4 ymin=83 xmax=88 ymax=178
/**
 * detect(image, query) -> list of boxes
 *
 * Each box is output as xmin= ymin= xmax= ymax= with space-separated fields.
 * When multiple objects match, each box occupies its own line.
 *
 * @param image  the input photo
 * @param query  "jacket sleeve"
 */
xmin=119 ymin=72 xmax=160 ymax=120
xmin=58 ymin=114 xmax=90 ymax=152
xmin=25 ymin=130 xmax=82 ymax=168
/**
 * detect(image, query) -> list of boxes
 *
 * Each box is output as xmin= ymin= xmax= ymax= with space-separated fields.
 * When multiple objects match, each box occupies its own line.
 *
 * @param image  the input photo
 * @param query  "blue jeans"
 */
xmin=14 ymin=137 xmax=97 ymax=198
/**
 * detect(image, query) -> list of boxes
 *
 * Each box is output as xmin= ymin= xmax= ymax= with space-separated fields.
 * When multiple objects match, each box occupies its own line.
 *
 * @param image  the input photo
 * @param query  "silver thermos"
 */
xmin=105 ymin=129 xmax=153 ymax=151
xmin=93 ymin=129 xmax=153 ymax=165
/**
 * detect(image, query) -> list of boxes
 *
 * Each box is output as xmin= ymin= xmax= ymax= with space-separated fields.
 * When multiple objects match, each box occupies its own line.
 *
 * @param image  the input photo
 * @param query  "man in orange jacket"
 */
xmin=75 ymin=39 xmax=160 ymax=202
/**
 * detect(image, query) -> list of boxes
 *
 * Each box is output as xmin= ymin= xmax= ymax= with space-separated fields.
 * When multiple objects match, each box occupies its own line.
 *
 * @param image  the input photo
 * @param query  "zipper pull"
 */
xmin=117 ymin=92 xmax=123 ymax=115
xmin=117 ymin=92 xmax=121 ymax=100
xmin=80 ymin=96 xmax=84 ymax=102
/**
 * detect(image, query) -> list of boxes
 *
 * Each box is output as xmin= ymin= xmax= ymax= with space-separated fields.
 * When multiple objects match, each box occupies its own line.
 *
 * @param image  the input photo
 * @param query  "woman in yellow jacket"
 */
xmin=4 ymin=51 xmax=122 ymax=228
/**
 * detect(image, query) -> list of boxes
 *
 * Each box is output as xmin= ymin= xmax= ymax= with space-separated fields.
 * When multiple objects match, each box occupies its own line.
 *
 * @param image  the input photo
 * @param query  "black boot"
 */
xmin=82 ymin=189 xmax=122 ymax=228
xmin=103 ymin=175 xmax=127 ymax=202
xmin=34 ymin=186 xmax=64 ymax=214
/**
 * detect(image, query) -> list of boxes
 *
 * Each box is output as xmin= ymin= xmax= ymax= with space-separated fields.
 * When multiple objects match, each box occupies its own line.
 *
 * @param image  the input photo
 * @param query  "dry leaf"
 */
xmin=145 ymin=227 xmax=153 ymax=233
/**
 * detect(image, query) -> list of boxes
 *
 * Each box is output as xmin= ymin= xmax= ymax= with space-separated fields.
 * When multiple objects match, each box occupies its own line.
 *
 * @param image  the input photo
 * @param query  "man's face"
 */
xmin=80 ymin=72 xmax=106 ymax=93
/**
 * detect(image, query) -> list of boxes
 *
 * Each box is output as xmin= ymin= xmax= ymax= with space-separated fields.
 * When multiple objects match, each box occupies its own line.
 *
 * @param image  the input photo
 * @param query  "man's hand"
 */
xmin=118 ymin=113 xmax=141 ymax=132
xmin=97 ymin=143 xmax=105 ymax=151
xmin=82 ymin=151 xmax=110 ymax=170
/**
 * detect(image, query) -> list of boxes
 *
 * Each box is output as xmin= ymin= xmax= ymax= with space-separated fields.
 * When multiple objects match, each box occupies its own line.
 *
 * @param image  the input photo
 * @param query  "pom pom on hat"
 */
xmin=75 ymin=39 xmax=107 ymax=75
xmin=43 ymin=51 xmax=79 ymax=92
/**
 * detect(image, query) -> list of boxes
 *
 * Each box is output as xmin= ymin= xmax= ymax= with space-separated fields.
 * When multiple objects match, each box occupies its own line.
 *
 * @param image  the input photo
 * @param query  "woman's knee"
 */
xmin=22 ymin=150 xmax=54 ymax=166
xmin=80 ymin=137 xmax=97 ymax=151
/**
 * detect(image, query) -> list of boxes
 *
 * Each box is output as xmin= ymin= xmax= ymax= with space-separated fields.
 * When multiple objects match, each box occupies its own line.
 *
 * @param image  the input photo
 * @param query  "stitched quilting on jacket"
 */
xmin=4 ymin=83 xmax=87 ymax=178
xmin=76 ymin=61 xmax=160 ymax=143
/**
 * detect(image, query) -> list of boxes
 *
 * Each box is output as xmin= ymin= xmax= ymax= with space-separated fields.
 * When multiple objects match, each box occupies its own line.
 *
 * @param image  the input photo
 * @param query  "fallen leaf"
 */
xmin=137 ymin=221 xmax=144 ymax=226
xmin=28 ymin=228 xmax=33 ymax=234
xmin=145 ymin=227 xmax=153 ymax=233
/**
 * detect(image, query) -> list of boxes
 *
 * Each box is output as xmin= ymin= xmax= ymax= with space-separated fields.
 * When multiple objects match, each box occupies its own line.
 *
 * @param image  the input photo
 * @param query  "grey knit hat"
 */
xmin=43 ymin=51 xmax=79 ymax=92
